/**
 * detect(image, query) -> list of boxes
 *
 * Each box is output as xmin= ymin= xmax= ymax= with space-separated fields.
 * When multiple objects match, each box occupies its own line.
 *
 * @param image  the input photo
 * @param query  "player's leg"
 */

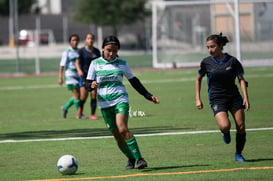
xmin=214 ymin=111 xmax=231 ymax=144
xmin=71 ymin=87 xmax=81 ymax=118
xmin=115 ymin=103 xmax=147 ymax=169
xmin=62 ymin=97 xmax=73 ymax=119
xmin=62 ymin=84 xmax=78 ymax=119
xmin=77 ymin=78 xmax=88 ymax=119
xmin=77 ymin=86 xmax=88 ymax=118
xmin=101 ymin=106 xmax=135 ymax=169
xmin=89 ymin=88 xmax=97 ymax=120
xmin=112 ymin=129 xmax=135 ymax=169
xmin=232 ymin=108 xmax=246 ymax=162
xmin=211 ymin=100 xmax=231 ymax=144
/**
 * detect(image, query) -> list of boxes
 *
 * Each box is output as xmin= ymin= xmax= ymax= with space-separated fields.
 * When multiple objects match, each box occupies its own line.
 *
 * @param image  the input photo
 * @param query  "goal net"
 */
xmin=152 ymin=0 xmax=273 ymax=68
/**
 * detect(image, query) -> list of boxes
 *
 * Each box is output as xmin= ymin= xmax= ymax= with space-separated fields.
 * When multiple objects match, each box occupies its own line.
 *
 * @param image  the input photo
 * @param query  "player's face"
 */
xmin=85 ymin=34 xmax=95 ymax=47
xmin=206 ymin=40 xmax=222 ymax=57
xmin=103 ymin=44 xmax=118 ymax=61
xmin=70 ymin=36 xmax=79 ymax=49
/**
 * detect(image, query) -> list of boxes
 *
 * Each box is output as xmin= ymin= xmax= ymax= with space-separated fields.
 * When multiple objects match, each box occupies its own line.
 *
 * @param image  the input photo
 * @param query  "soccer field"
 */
xmin=0 ymin=66 xmax=273 ymax=181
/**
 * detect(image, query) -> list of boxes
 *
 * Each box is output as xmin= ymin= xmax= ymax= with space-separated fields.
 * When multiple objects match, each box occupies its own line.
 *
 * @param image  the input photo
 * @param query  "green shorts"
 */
xmin=101 ymin=102 xmax=129 ymax=131
xmin=66 ymin=84 xmax=79 ymax=90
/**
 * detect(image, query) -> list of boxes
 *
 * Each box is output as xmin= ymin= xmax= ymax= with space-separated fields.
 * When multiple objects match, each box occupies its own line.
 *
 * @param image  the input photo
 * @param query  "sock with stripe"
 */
xmin=125 ymin=137 xmax=143 ymax=160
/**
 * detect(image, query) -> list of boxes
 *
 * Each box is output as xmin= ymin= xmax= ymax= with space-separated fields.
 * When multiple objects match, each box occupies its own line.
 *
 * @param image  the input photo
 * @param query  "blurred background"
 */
xmin=0 ymin=0 xmax=273 ymax=75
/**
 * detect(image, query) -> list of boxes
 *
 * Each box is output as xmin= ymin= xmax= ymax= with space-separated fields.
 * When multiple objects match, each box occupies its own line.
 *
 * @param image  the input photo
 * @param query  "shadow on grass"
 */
xmin=246 ymin=158 xmax=273 ymax=162
xmin=0 ymin=126 xmax=192 ymax=140
xmin=142 ymin=164 xmax=210 ymax=172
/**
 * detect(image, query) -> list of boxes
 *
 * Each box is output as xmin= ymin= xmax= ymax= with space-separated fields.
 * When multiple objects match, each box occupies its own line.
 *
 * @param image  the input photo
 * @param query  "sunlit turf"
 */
xmin=0 ymin=66 xmax=273 ymax=181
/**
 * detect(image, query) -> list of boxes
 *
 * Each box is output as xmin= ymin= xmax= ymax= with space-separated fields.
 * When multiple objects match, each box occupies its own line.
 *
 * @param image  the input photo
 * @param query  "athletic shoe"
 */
xmin=77 ymin=114 xmax=87 ymax=119
xmin=125 ymin=158 xmax=136 ymax=169
xmin=136 ymin=158 xmax=148 ymax=169
xmin=77 ymin=107 xmax=83 ymax=119
xmin=222 ymin=131 xmax=231 ymax=144
xmin=61 ymin=107 xmax=68 ymax=119
xmin=235 ymin=153 xmax=246 ymax=162
xmin=90 ymin=114 xmax=98 ymax=120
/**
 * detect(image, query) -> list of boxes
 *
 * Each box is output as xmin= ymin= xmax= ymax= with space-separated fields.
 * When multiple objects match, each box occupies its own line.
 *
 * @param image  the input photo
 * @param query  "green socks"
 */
xmin=73 ymin=99 xmax=80 ymax=110
xmin=64 ymin=97 xmax=80 ymax=111
xmin=64 ymin=97 xmax=74 ymax=110
xmin=119 ymin=144 xmax=134 ymax=159
xmin=125 ymin=137 xmax=142 ymax=160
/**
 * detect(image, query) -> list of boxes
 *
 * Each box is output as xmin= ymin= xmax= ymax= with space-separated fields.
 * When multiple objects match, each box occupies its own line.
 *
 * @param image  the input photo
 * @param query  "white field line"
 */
xmin=0 ymin=127 xmax=273 ymax=144
xmin=1 ymin=73 xmax=273 ymax=91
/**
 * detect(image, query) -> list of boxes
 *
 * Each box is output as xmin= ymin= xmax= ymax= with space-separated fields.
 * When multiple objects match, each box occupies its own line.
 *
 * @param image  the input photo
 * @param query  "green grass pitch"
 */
xmin=0 ymin=66 xmax=273 ymax=181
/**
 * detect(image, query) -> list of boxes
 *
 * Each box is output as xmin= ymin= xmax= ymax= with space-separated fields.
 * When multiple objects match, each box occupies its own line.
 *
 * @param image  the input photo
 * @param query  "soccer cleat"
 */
xmin=90 ymin=114 xmax=98 ymax=120
xmin=61 ymin=107 xmax=68 ymax=119
xmin=125 ymin=158 xmax=136 ymax=169
xmin=77 ymin=107 xmax=83 ymax=119
xmin=222 ymin=131 xmax=231 ymax=144
xmin=77 ymin=114 xmax=87 ymax=120
xmin=235 ymin=153 xmax=246 ymax=162
xmin=136 ymin=158 xmax=148 ymax=169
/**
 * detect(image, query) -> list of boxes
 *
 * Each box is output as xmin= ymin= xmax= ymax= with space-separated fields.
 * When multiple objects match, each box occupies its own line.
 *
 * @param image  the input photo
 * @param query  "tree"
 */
xmin=0 ymin=0 xmax=35 ymax=16
xmin=74 ymin=0 xmax=150 ymax=35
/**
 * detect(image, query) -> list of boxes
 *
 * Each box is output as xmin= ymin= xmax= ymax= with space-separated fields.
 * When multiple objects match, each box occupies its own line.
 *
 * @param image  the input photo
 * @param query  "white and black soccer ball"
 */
xmin=57 ymin=155 xmax=78 ymax=175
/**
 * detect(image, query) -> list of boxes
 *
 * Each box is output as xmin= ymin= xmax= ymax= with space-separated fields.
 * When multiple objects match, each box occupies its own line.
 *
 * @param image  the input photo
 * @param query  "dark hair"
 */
xmin=102 ymin=35 xmax=120 ymax=49
xmin=206 ymin=32 xmax=229 ymax=47
xmin=85 ymin=33 xmax=95 ymax=39
xmin=68 ymin=34 xmax=80 ymax=42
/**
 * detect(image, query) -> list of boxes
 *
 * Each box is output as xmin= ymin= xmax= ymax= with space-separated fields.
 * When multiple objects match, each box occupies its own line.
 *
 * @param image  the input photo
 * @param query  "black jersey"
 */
xmin=198 ymin=53 xmax=244 ymax=101
xmin=78 ymin=46 xmax=101 ymax=78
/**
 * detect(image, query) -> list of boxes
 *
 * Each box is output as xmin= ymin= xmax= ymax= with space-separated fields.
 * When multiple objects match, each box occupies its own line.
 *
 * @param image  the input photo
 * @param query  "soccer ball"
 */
xmin=57 ymin=155 xmax=78 ymax=175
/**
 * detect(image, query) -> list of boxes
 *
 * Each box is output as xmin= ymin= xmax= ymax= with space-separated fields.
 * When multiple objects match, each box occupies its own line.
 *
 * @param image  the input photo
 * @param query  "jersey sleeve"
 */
xmin=234 ymin=59 xmax=244 ymax=76
xmin=59 ymin=51 xmax=67 ymax=66
xmin=86 ymin=61 xmax=96 ymax=81
xmin=78 ymin=49 xmax=83 ymax=64
xmin=123 ymin=62 xmax=135 ymax=80
xmin=198 ymin=60 xmax=206 ymax=77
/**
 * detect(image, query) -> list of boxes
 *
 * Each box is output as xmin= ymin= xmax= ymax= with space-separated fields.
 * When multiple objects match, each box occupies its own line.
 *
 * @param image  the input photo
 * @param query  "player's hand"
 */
xmin=78 ymin=71 xmax=83 ymax=77
xmin=58 ymin=78 xmax=63 ymax=85
xmin=91 ymin=81 xmax=98 ymax=89
xmin=196 ymin=100 xmax=203 ymax=109
xmin=243 ymin=99 xmax=250 ymax=111
xmin=151 ymin=96 xmax=160 ymax=104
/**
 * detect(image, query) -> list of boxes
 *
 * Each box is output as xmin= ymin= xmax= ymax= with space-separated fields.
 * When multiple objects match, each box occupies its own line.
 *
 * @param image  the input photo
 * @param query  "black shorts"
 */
xmin=79 ymin=77 xmax=94 ymax=92
xmin=210 ymin=95 xmax=244 ymax=116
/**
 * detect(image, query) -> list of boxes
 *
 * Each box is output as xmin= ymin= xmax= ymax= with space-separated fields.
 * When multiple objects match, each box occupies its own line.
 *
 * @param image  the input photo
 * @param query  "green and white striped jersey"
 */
xmin=59 ymin=47 xmax=79 ymax=85
xmin=87 ymin=57 xmax=135 ymax=109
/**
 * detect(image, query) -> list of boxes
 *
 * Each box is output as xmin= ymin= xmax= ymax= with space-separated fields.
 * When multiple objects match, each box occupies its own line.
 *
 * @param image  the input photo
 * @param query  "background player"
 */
xmin=76 ymin=33 xmax=101 ymax=120
xmin=58 ymin=34 xmax=81 ymax=119
xmin=195 ymin=33 xmax=250 ymax=162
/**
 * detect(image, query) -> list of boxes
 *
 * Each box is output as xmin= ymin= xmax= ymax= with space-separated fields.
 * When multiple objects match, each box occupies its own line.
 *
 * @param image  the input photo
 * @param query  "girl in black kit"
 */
xmin=76 ymin=33 xmax=101 ymax=120
xmin=195 ymin=33 xmax=250 ymax=162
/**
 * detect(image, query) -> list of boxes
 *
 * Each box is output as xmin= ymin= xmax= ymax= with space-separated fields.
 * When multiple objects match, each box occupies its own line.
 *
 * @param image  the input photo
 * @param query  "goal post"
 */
xmin=151 ymin=0 xmax=273 ymax=68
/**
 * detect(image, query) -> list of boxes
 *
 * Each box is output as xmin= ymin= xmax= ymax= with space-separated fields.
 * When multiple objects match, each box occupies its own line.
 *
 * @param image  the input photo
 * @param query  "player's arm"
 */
xmin=86 ymin=61 xmax=97 ymax=88
xmin=195 ymin=74 xmax=203 ymax=109
xmin=238 ymin=76 xmax=250 ymax=111
xmin=75 ymin=59 xmax=83 ymax=77
xmin=58 ymin=66 xmax=64 ymax=85
xmin=128 ymin=77 xmax=159 ymax=104
xmin=59 ymin=51 xmax=67 ymax=85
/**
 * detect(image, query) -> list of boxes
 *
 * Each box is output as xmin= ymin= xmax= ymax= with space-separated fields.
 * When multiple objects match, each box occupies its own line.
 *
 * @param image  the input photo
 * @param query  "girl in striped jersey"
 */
xmin=87 ymin=35 xmax=160 ymax=169
xmin=58 ymin=34 xmax=81 ymax=119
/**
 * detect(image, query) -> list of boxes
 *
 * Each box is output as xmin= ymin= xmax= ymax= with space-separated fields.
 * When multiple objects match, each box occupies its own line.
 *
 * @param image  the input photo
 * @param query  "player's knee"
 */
xmin=219 ymin=123 xmax=231 ymax=132
xmin=236 ymin=124 xmax=245 ymax=133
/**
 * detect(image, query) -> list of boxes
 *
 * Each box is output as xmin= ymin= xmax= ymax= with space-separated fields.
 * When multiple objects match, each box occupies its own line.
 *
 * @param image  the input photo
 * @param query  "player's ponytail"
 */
xmin=206 ymin=33 xmax=229 ymax=47
xmin=218 ymin=32 xmax=229 ymax=46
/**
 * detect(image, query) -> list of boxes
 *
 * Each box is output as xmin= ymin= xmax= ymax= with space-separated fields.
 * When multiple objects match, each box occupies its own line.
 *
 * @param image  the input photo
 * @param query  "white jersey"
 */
xmin=59 ymin=47 xmax=79 ymax=85
xmin=86 ymin=57 xmax=134 ymax=109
